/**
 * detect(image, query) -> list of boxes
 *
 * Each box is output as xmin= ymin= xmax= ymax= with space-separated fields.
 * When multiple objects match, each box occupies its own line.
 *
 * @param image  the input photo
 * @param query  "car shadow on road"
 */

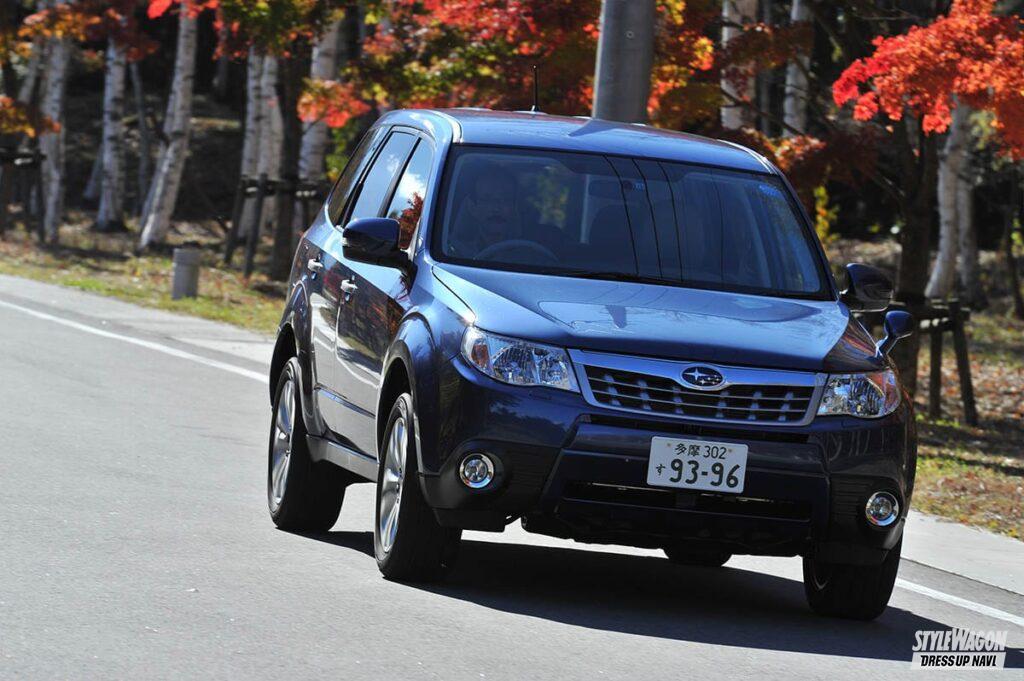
xmin=430 ymin=539 xmax=1022 ymax=666
xmin=303 ymin=530 xmax=1022 ymax=667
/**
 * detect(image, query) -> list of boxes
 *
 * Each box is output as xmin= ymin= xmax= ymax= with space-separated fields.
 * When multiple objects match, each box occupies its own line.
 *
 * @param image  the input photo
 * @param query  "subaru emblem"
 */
xmin=681 ymin=366 xmax=724 ymax=389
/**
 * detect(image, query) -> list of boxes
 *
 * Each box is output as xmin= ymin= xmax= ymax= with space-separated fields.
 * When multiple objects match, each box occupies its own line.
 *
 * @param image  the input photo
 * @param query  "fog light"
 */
xmin=865 ymin=491 xmax=899 ymax=527
xmin=459 ymin=454 xmax=495 ymax=489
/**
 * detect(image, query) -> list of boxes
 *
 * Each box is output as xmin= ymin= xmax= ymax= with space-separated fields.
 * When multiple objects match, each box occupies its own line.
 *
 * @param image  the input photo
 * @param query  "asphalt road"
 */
xmin=1 ymin=287 xmax=1022 ymax=680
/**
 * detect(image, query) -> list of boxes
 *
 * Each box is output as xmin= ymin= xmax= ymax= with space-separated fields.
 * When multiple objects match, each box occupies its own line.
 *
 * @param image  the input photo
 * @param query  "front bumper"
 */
xmin=417 ymin=356 xmax=915 ymax=563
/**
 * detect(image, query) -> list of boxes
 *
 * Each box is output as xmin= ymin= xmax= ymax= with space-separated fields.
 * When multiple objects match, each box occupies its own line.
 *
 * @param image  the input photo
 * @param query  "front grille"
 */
xmin=583 ymin=365 xmax=814 ymax=424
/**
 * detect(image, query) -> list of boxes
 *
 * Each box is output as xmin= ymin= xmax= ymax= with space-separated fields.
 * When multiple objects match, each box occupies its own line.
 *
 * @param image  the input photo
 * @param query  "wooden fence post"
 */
xmin=929 ymin=324 xmax=943 ymax=420
xmin=224 ymin=176 xmax=249 ymax=265
xmin=243 ymin=173 xmax=269 ymax=278
xmin=948 ymin=300 xmax=978 ymax=426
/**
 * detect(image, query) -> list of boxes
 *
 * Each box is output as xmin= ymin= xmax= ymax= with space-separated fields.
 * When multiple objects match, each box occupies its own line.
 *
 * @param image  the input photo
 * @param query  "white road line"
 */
xmin=896 ymin=579 xmax=1024 ymax=628
xmin=0 ymin=298 xmax=268 ymax=385
xmin=2 ymin=296 xmax=1023 ymax=628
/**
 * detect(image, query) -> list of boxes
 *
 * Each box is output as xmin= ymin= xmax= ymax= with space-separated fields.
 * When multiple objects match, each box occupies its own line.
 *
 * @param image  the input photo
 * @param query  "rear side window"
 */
xmin=327 ymin=126 xmax=387 ymax=225
xmin=348 ymin=131 xmax=417 ymax=222
xmin=385 ymin=140 xmax=433 ymax=248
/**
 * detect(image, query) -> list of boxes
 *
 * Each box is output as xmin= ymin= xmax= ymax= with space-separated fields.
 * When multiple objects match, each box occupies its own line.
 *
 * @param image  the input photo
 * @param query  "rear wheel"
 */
xmin=802 ymin=539 xmax=902 ymax=620
xmin=374 ymin=392 xmax=461 ymax=581
xmin=267 ymin=357 xmax=346 ymax=531
xmin=663 ymin=546 xmax=731 ymax=567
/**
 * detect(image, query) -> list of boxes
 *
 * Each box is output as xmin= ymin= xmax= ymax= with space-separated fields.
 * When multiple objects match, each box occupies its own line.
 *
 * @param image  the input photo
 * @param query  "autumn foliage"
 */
xmin=833 ymin=0 xmax=1024 ymax=158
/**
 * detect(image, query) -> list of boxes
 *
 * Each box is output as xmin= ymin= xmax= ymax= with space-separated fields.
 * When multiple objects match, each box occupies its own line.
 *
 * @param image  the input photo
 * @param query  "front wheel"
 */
xmin=802 ymin=539 xmax=902 ymax=620
xmin=267 ymin=357 xmax=346 ymax=531
xmin=374 ymin=392 xmax=461 ymax=581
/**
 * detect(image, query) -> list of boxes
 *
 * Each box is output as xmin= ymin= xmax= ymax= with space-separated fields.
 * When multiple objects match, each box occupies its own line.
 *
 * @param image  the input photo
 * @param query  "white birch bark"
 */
xmin=236 ymin=51 xmax=265 ymax=237
xmin=957 ymin=172 xmax=983 ymax=304
xmin=83 ymin=149 xmax=103 ymax=202
xmin=782 ymin=0 xmax=811 ymax=135
xmin=138 ymin=13 xmax=198 ymax=250
xmin=925 ymin=105 xmax=970 ymax=299
xmin=298 ymin=19 xmax=342 ymax=183
xmin=17 ymin=38 xmax=46 ymax=106
xmin=96 ymin=38 xmax=127 ymax=230
xmin=257 ymin=56 xmax=283 ymax=234
xmin=720 ymin=0 xmax=758 ymax=130
xmin=38 ymin=29 xmax=70 ymax=242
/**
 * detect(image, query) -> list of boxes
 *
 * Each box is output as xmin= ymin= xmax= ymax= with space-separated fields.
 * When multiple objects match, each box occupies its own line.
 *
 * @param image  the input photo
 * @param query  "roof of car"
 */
xmin=379 ymin=108 xmax=774 ymax=174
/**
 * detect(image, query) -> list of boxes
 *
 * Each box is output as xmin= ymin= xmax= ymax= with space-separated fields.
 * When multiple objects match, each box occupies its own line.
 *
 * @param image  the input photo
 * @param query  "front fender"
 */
xmin=379 ymin=314 xmax=441 ymax=475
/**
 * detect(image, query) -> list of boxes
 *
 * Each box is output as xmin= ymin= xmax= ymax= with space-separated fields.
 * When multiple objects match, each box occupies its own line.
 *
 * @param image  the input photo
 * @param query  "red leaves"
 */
xmin=147 ymin=0 xmax=174 ymax=19
xmin=298 ymin=79 xmax=371 ymax=129
xmin=833 ymin=0 xmax=1024 ymax=158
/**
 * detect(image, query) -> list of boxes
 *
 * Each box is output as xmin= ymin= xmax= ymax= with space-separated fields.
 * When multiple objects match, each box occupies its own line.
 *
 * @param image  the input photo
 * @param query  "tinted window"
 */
xmin=348 ymin=131 xmax=417 ymax=222
xmin=327 ymin=126 xmax=387 ymax=225
xmin=433 ymin=146 xmax=827 ymax=298
xmin=385 ymin=140 xmax=432 ymax=249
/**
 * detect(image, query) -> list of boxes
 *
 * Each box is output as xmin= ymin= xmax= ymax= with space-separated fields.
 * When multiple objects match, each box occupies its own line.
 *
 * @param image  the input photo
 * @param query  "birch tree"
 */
xmin=925 ymin=105 xmax=970 ymax=299
xmin=720 ymin=0 xmax=758 ymax=130
xmin=782 ymin=0 xmax=811 ymax=135
xmin=95 ymin=37 xmax=127 ymax=232
xmin=138 ymin=10 xmax=197 ymax=250
xmin=956 ymin=171 xmax=985 ymax=306
xmin=236 ymin=49 xmax=265 ymax=237
xmin=298 ymin=18 xmax=342 ymax=184
xmin=38 ymin=17 xmax=70 ymax=242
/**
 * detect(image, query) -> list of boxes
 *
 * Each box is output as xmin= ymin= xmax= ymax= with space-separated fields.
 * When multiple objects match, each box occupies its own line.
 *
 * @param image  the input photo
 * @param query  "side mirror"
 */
xmin=877 ymin=310 xmax=914 ymax=357
xmin=842 ymin=263 xmax=893 ymax=313
xmin=342 ymin=217 xmax=407 ymax=269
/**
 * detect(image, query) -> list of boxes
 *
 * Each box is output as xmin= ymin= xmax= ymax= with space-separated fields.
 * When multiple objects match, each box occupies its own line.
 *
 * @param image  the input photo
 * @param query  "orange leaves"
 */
xmin=833 ymin=0 xmax=1024 ymax=158
xmin=298 ymin=79 xmax=371 ymax=129
xmin=0 ymin=97 xmax=59 ymax=138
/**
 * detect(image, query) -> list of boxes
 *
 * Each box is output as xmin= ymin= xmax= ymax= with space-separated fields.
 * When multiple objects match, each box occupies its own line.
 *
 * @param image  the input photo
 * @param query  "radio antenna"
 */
xmin=530 ymin=64 xmax=541 ymax=113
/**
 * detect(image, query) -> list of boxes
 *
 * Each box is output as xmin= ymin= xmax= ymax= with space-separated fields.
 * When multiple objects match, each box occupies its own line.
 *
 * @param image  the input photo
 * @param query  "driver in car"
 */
xmin=449 ymin=170 xmax=523 ymax=258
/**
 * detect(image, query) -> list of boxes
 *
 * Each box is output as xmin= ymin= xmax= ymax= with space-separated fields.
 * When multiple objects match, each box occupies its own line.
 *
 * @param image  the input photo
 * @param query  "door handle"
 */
xmin=341 ymin=279 xmax=359 ymax=294
xmin=307 ymin=258 xmax=325 ymax=274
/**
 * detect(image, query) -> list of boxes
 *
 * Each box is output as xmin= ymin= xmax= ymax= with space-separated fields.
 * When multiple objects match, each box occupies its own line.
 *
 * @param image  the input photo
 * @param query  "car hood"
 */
xmin=432 ymin=264 xmax=883 ymax=373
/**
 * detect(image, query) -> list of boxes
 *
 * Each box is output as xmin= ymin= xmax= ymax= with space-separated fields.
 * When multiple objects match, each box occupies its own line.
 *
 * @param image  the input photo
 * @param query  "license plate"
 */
xmin=647 ymin=437 xmax=748 ymax=493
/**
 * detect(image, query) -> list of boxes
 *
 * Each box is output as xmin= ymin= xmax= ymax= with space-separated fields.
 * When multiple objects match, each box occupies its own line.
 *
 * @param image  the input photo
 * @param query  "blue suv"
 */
xmin=267 ymin=109 xmax=916 ymax=620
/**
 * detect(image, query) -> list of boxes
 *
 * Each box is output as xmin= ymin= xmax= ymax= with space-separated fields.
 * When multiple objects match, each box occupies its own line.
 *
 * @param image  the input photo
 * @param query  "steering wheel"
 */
xmin=476 ymin=239 xmax=558 ymax=264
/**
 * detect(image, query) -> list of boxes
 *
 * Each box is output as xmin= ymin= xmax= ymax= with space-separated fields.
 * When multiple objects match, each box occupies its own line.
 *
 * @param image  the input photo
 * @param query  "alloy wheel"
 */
xmin=378 ymin=415 xmax=407 ymax=554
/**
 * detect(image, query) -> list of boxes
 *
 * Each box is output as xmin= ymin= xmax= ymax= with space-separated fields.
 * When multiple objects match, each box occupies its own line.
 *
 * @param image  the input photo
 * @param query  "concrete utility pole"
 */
xmin=592 ymin=0 xmax=656 ymax=123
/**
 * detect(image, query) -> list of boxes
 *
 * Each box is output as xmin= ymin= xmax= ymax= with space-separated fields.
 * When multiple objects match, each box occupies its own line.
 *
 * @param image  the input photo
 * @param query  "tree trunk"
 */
xmin=782 ymin=0 xmax=810 ymax=135
xmin=925 ymin=105 xmax=969 ymax=299
xmin=257 ymin=56 xmax=283 ymax=235
xmin=38 ymin=29 xmax=70 ymax=243
xmin=1002 ymin=180 xmax=1024 ymax=320
xmin=138 ymin=13 xmax=198 ymax=250
xmin=891 ymin=120 xmax=939 ymax=396
xmin=130 ymin=62 xmax=152 ymax=216
xmin=17 ymin=38 xmax=46 ymax=107
xmin=83 ymin=150 xmax=103 ymax=203
xmin=95 ymin=38 xmax=127 ymax=232
xmin=237 ymin=50 xmax=265 ymax=238
xmin=591 ymin=0 xmax=656 ymax=123
xmin=956 ymin=173 xmax=985 ymax=307
xmin=720 ymin=0 xmax=758 ymax=130
xmin=298 ymin=19 xmax=343 ymax=184
xmin=271 ymin=57 xmax=306 ymax=281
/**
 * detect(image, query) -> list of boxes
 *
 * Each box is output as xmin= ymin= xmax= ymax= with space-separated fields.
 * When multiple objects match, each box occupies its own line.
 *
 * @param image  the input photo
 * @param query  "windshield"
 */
xmin=432 ymin=146 xmax=829 ymax=298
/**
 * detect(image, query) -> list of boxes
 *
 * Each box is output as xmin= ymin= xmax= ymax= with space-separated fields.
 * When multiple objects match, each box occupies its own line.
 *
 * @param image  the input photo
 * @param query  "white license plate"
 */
xmin=647 ymin=437 xmax=748 ymax=493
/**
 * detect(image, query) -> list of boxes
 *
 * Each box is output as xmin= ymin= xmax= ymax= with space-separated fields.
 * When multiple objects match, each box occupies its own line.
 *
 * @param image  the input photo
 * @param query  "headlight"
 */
xmin=461 ymin=327 xmax=578 ymax=392
xmin=817 ymin=370 xmax=901 ymax=418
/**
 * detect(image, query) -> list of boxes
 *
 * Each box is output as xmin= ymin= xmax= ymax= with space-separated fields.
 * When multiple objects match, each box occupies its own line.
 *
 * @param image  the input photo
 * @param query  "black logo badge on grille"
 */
xmin=681 ymin=366 xmax=724 ymax=389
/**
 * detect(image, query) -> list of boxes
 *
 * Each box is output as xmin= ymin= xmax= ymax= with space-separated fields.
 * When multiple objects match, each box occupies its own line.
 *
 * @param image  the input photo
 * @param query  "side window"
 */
xmin=327 ymin=126 xmax=387 ymax=225
xmin=385 ymin=140 xmax=433 ymax=249
xmin=348 ymin=131 xmax=417 ymax=222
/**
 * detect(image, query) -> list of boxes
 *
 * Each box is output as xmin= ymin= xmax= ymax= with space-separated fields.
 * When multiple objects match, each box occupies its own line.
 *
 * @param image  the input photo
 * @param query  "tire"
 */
xmin=374 ymin=392 xmax=461 ymax=581
xmin=663 ymin=546 xmax=731 ymax=568
xmin=802 ymin=539 xmax=902 ymax=620
xmin=267 ymin=357 xmax=346 ymax=532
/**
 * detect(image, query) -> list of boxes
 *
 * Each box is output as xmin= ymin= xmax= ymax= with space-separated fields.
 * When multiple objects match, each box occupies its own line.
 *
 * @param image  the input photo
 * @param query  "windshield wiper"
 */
xmin=535 ymin=268 xmax=658 ymax=283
